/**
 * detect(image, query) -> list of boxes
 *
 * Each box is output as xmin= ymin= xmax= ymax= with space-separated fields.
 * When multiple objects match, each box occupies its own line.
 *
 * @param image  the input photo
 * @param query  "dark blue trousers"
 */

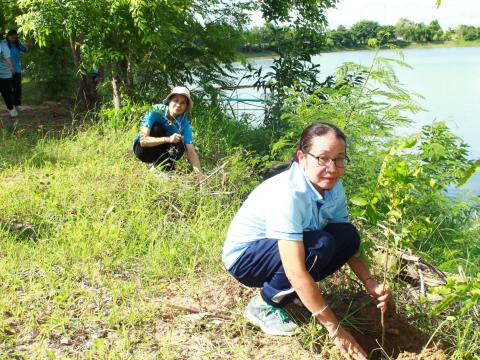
xmin=228 ymin=222 xmax=360 ymax=307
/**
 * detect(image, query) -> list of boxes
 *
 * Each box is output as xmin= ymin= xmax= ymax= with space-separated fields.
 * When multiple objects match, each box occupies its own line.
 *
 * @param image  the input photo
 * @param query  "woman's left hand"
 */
xmin=365 ymin=279 xmax=390 ymax=313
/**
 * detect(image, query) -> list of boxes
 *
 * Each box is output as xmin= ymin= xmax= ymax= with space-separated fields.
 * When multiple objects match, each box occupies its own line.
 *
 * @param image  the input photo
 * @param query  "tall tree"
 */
xmin=350 ymin=20 xmax=381 ymax=45
xmin=17 ymin=0 xmax=250 ymax=109
xmin=0 ymin=0 xmax=20 ymax=33
xmin=395 ymin=18 xmax=416 ymax=41
xmin=428 ymin=20 xmax=444 ymax=41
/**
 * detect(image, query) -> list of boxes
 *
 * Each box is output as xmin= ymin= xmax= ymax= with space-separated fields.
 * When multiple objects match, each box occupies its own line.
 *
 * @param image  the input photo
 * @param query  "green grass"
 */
xmin=0 ymin=113 xmax=253 ymax=358
xmin=1 ymin=106 xmax=478 ymax=358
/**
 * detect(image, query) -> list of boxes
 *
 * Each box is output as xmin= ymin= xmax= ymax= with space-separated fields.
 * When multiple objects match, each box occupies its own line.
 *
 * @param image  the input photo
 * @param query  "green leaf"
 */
xmin=387 ymin=209 xmax=402 ymax=218
xmin=350 ymin=196 xmax=368 ymax=206
xmin=457 ymin=159 xmax=480 ymax=187
xmin=398 ymin=137 xmax=417 ymax=151
xmin=428 ymin=294 xmax=457 ymax=317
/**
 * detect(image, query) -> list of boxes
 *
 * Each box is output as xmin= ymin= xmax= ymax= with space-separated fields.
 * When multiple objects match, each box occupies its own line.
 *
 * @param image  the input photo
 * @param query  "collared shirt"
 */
xmin=133 ymin=103 xmax=193 ymax=145
xmin=0 ymin=40 xmax=12 ymax=79
xmin=8 ymin=43 xmax=27 ymax=73
xmin=222 ymin=161 xmax=349 ymax=270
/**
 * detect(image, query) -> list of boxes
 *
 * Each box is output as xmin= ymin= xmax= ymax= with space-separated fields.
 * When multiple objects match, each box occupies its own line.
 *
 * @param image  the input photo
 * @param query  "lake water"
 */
xmin=244 ymin=47 xmax=480 ymax=196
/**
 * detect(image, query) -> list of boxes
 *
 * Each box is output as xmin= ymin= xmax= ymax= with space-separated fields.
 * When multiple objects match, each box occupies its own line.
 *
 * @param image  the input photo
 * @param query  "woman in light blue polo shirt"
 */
xmin=0 ymin=32 xmax=16 ymax=117
xmin=133 ymin=86 xmax=202 ymax=176
xmin=223 ymin=123 xmax=390 ymax=360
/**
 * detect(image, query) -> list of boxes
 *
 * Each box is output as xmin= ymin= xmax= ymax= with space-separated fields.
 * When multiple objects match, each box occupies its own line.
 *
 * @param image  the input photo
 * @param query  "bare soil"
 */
xmin=0 ymin=101 xmax=73 ymax=132
xmin=158 ymin=274 xmax=448 ymax=359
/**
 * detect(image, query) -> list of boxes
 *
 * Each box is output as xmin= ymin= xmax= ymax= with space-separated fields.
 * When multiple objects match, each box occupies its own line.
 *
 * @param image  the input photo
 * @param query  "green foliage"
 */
xmin=456 ymin=24 xmax=480 ymax=41
xmin=0 ymin=0 xmax=20 ymax=32
xmin=350 ymin=20 xmax=381 ymax=45
xmin=262 ymin=51 xmax=477 ymax=273
xmin=241 ymin=17 xmax=480 ymax=54
xmin=22 ymin=40 xmax=76 ymax=102
xmin=429 ymin=275 xmax=480 ymax=318
xmin=17 ymin=0 xmax=248 ymax=106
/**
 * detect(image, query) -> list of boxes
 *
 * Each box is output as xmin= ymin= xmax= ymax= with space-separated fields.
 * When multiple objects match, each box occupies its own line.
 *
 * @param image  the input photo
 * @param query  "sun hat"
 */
xmin=166 ymin=86 xmax=193 ymax=112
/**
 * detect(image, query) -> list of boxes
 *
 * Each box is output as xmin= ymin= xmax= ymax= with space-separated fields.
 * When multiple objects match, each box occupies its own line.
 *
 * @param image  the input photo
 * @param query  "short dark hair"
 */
xmin=6 ymin=29 xmax=21 ymax=50
xmin=263 ymin=122 xmax=347 ymax=180
xmin=294 ymin=122 xmax=346 ymax=161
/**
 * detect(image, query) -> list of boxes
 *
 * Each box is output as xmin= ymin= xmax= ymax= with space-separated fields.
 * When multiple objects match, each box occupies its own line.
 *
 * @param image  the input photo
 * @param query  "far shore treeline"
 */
xmin=240 ymin=19 xmax=480 ymax=54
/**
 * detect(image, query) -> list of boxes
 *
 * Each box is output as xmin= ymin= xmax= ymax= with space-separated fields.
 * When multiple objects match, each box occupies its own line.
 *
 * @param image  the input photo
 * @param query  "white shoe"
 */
xmin=15 ymin=106 xmax=23 ymax=112
xmin=9 ymin=109 xmax=18 ymax=117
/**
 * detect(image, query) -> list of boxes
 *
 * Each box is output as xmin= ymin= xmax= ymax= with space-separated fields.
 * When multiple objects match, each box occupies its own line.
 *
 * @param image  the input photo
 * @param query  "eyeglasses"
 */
xmin=306 ymin=153 xmax=349 ymax=168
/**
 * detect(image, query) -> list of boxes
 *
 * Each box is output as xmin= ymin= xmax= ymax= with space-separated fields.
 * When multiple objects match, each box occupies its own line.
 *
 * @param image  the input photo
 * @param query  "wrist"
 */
xmin=322 ymin=319 xmax=340 ymax=333
xmin=327 ymin=323 xmax=341 ymax=338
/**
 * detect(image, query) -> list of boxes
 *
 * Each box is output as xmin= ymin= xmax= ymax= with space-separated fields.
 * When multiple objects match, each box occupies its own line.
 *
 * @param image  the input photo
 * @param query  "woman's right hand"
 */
xmin=168 ymin=133 xmax=183 ymax=144
xmin=331 ymin=326 xmax=368 ymax=360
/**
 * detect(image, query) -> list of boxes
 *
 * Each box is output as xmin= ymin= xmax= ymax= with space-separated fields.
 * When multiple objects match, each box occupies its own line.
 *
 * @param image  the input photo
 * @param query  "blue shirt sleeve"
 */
xmin=265 ymin=189 xmax=305 ymax=241
xmin=329 ymin=181 xmax=349 ymax=223
xmin=140 ymin=110 xmax=157 ymax=128
xmin=1 ymin=42 xmax=11 ymax=58
xmin=182 ymin=119 xmax=193 ymax=144
xmin=140 ymin=104 xmax=166 ymax=128
xmin=19 ymin=44 xmax=27 ymax=52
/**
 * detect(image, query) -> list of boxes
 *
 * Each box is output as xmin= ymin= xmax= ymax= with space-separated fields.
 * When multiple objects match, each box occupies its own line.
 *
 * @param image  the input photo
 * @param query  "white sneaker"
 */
xmin=15 ymin=106 xmax=23 ymax=112
xmin=9 ymin=109 xmax=18 ymax=117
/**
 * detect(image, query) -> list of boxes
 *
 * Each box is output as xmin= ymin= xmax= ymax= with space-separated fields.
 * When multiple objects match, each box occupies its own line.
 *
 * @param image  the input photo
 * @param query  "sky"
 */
xmin=251 ymin=0 xmax=480 ymax=29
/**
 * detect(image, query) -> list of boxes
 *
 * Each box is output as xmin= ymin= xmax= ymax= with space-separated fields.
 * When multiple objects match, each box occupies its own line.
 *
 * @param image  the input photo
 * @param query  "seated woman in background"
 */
xmin=133 ymin=86 xmax=202 ymax=177
xmin=223 ymin=122 xmax=390 ymax=360
xmin=6 ymin=29 xmax=28 ymax=112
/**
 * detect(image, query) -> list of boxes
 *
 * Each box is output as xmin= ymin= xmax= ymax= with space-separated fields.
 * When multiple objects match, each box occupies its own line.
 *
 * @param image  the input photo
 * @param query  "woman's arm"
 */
xmin=139 ymin=125 xmax=181 ymax=147
xmin=6 ymin=57 xmax=15 ymax=74
xmin=347 ymin=256 xmax=390 ymax=313
xmin=185 ymin=144 xmax=202 ymax=176
xmin=278 ymin=240 xmax=367 ymax=360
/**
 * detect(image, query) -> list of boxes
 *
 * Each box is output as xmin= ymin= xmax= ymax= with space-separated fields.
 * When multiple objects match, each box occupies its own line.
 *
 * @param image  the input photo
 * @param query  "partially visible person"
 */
xmin=0 ymin=31 xmax=16 ymax=117
xmin=6 ymin=29 xmax=28 ymax=112
xmin=132 ymin=86 xmax=202 ymax=177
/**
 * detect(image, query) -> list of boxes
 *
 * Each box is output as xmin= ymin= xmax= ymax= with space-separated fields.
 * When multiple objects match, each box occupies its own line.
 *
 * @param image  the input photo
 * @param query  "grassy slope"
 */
xmin=1 ymin=108 xmax=478 ymax=358
xmin=0 ymin=116 xmax=250 ymax=358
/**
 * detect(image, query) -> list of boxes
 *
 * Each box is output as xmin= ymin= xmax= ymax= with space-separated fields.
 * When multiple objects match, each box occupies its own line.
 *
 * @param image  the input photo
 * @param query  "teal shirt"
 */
xmin=9 ymin=42 xmax=27 ymax=73
xmin=133 ymin=104 xmax=193 ymax=145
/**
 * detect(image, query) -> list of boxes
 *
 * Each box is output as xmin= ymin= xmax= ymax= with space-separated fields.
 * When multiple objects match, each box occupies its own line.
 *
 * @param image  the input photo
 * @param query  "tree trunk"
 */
xmin=69 ymin=34 xmax=98 ymax=111
xmin=111 ymin=73 xmax=121 ymax=109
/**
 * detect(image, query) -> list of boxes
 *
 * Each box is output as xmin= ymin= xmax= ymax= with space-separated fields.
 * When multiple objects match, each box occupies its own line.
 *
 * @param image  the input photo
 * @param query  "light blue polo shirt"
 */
xmin=0 ymin=40 xmax=12 ymax=79
xmin=133 ymin=104 xmax=193 ymax=145
xmin=222 ymin=161 xmax=349 ymax=270
xmin=9 ymin=43 xmax=27 ymax=73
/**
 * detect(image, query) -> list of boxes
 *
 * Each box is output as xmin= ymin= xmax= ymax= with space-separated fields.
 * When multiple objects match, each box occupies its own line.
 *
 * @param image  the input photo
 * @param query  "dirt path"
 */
xmin=0 ymin=101 xmax=73 ymax=132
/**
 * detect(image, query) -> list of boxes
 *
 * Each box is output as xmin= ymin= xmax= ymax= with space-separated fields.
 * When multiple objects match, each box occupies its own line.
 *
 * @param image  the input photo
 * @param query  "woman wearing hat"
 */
xmin=133 ymin=86 xmax=202 ymax=176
